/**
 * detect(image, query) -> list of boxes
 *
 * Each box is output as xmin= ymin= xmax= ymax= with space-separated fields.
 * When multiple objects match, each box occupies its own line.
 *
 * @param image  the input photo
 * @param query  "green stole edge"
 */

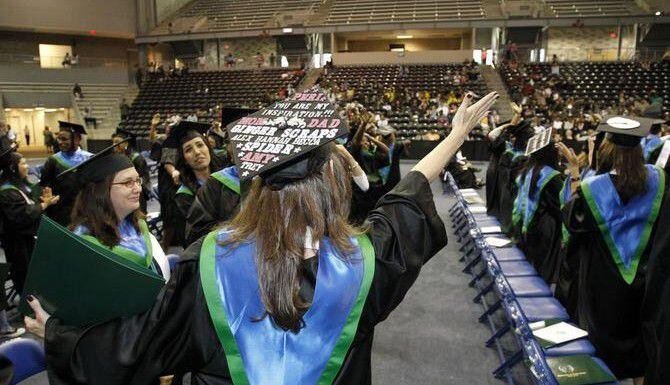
xmin=211 ymin=172 xmax=241 ymax=195
xmin=559 ymin=178 xmax=571 ymax=246
xmin=580 ymin=165 xmax=665 ymax=284
xmin=79 ymin=220 xmax=154 ymax=269
xmin=199 ymin=231 xmax=376 ymax=385
xmin=176 ymin=185 xmax=194 ymax=197
xmin=521 ymin=169 xmax=560 ymax=234
xmin=51 ymin=153 xmax=75 ymax=171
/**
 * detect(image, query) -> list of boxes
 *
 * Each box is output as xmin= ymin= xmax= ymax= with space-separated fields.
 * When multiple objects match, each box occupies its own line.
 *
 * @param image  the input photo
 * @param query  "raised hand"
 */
xmin=451 ymin=92 xmax=499 ymax=140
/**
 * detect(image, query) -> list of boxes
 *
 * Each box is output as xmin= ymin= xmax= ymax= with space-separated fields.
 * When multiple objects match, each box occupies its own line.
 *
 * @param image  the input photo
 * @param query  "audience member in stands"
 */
xmin=26 ymin=91 xmax=499 ymax=385
xmin=43 ymin=126 xmax=55 ymax=153
xmin=62 ymin=53 xmax=71 ymax=67
xmin=0 ymin=140 xmax=59 ymax=295
xmin=225 ymin=52 xmax=235 ymax=67
xmin=255 ymin=52 xmax=264 ymax=68
xmin=269 ymin=52 xmax=276 ymax=67
xmin=72 ymin=83 xmax=83 ymax=99
xmin=560 ymin=117 xmax=665 ymax=384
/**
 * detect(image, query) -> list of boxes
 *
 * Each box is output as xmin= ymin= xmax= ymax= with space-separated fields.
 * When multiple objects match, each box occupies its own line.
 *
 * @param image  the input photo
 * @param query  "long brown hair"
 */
xmin=222 ymin=148 xmax=363 ymax=332
xmin=70 ymin=174 xmax=144 ymax=248
xmin=597 ymin=138 xmax=647 ymax=203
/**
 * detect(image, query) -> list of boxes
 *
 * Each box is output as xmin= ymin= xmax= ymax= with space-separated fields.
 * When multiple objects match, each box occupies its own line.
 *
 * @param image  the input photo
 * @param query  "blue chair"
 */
xmin=0 ymin=338 xmax=45 ymax=384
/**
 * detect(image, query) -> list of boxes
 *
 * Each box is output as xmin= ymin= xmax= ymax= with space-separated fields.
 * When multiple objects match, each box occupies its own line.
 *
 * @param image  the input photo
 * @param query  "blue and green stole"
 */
xmin=211 ymin=166 xmax=241 ymax=195
xmin=200 ymin=229 xmax=375 ymax=385
xmin=580 ymin=164 xmax=665 ymax=284
xmin=51 ymin=149 xmax=92 ymax=170
xmin=512 ymin=165 xmax=561 ymax=235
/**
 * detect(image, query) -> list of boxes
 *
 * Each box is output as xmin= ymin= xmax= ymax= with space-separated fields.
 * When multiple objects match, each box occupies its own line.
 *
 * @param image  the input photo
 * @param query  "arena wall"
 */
xmin=332 ymin=50 xmax=474 ymax=65
xmin=547 ymin=26 xmax=637 ymax=61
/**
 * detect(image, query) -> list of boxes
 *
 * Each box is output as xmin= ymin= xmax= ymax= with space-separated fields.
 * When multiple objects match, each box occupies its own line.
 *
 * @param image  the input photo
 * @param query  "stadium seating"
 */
xmin=544 ymin=0 xmax=640 ymax=18
xmin=320 ymin=64 xmax=489 ymax=140
xmin=323 ymin=0 xmax=486 ymax=25
xmin=119 ymin=68 xmax=304 ymax=135
xmin=500 ymin=60 xmax=670 ymax=113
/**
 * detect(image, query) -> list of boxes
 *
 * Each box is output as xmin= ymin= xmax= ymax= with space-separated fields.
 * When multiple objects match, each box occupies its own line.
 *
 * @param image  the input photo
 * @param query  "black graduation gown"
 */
xmin=349 ymin=146 xmax=390 ymax=225
xmin=561 ymin=181 xmax=668 ymax=379
xmin=39 ymin=157 xmax=80 ymax=226
xmin=641 ymin=182 xmax=670 ymax=385
xmin=184 ymin=177 xmax=240 ymax=247
xmin=497 ymin=150 xmax=527 ymax=232
xmin=44 ymin=171 xmax=447 ymax=385
xmin=445 ymin=160 xmax=478 ymax=190
xmin=517 ymin=175 xmax=564 ymax=283
xmin=485 ymin=134 xmax=507 ymax=215
xmin=0 ymin=185 xmax=42 ymax=295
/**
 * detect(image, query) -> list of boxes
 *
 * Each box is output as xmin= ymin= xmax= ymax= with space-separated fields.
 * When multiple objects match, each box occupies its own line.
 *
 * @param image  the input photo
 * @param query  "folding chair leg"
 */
xmin=468 ymin=268 xmax=487 ymax=288
xmin=493 ymin=349 xmax=523 ymax=379
xmin=473 ymin=281 xmax=494 ymax=303
xmin=485 ymin=323 xmax=510 ymax=347
xmin=462 ymin=252 xmax=482 ymax=274
xmin=479 ymin=299 xmax=502 ymax=323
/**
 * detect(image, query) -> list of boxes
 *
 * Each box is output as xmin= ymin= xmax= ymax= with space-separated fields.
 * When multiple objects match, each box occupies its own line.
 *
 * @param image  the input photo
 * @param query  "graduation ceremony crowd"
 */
xmin=0 ymin=71 xmax=669 ymax=385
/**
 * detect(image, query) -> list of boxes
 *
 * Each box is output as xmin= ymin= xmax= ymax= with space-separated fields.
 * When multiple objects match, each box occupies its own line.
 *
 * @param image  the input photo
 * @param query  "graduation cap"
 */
xmin=56 ymin=139 xmax=132 ymax=183
xmin=58 ymin=121 xmax=87 ymax=136
xmin=376 ymin=124 xmax=396 ymax=136
xmin=597 ymin=116 xmax=655 ymax=147
xmin=165 ymin=121 xmax=211 ymax=149
xmin=225 ymin=86 xmax=348 ymax=187
xmin=113 ymin=128 xmax=138 ymax=147
xmin=525 ymin=126 xmax=553 ymax=156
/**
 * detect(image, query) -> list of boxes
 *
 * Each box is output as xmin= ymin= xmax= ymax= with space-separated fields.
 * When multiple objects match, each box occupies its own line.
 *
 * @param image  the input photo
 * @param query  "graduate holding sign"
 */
xmin=560 ymin=116 xmax=669 ymax=383
xmin=39 ymin=121 xmax=92 ymax=226
xmin=26 ymin=89 xmax=499 ymax=385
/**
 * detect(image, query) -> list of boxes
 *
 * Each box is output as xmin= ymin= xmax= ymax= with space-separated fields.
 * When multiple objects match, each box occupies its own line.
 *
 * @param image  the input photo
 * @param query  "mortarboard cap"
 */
xmin=525 ymin=126 xmax=553 ymax=156
xmin=58 ymin=121 xmax=87 ymax=136
xmin=56 ymin=139 xmax=132 ymax=183
xmin=225 ymin=86 xmax=348 ymax=188
xmin=376 ymin=125 xmax=396 ymax=136
xmin=165 ymin=121 xmax=210 ymax=149
xmin=597 ymin=116 xmax=655 ymax=147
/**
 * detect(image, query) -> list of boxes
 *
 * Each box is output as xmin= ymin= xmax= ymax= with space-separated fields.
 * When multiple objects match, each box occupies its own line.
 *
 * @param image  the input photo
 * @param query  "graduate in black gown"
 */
xmin=169 ymin=121 xmax=224 ymax=248
xmin=495 ymin=120 xmax=533 ymax=232
xmin=24 ymin=91 xmax=499 ymax=385
xmin=561 ymin=116 xmax=667 ymax=382
xmin=510 ymin=131 xmax=565 ymax=282
xmin=0 ymin=141 xmax=60 ymax=294
xmin=39 ymin=121 xmax=92 ymax=226
xmin=112 ymin=129 xmax=152 ymax=212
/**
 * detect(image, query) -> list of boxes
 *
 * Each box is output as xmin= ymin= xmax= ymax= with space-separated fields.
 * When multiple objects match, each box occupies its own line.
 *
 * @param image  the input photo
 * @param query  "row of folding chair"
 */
xmin=442 ymin=172 xmax=619 ymax=385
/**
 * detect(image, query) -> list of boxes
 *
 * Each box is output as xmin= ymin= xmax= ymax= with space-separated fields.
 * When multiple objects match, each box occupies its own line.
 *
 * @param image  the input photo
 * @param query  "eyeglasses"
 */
xmin=111 ymin=177 xmax=143 ymax=189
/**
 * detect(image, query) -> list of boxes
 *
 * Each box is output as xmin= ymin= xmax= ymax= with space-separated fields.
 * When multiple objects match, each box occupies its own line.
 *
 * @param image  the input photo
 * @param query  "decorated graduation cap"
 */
xmin=525 ymin=126 xmax=553 ymax=156
xmin=597 ymin=116 xmax=656 ymax=147
xmin=58 ymin=121 xmax=87 ymax=137
xmin=165 ymin=121 xmax=211 ymax=149
xmin=56 ymin=139 xmax=132 ymax=183
xmin=225 ymin=86 xmax=348 ymax=188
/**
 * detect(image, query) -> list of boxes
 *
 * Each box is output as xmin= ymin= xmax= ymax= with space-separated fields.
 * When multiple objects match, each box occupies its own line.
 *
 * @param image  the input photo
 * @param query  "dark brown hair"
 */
xmin=175 ymin=135 xmax=223 ymax=193
xmin=222 ymin=148 xmax=363 ymax=332
xmin=70 ymin=174 xmax=144 ymax=248
xmin=597 ymin=138 xmax=647 ymax=203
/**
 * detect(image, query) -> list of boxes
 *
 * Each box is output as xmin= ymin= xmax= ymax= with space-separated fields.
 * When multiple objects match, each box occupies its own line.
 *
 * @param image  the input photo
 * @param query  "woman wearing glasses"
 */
xmin=68 ymin=151 xmax=170 ymax=280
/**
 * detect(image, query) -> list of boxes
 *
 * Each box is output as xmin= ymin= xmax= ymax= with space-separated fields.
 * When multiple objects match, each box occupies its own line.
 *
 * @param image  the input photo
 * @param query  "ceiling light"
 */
xmin=23 ymin=108 xmax=33 ymax=112
xmin=282 ymin=28 xmax=293 ymax=33
xmin=655 ymin=11 xmax=662 ymax=16
xmin=3 ymin=108 xmax=10 ymax=112
xmin=396 ymin=35 xmax=413 ymax=39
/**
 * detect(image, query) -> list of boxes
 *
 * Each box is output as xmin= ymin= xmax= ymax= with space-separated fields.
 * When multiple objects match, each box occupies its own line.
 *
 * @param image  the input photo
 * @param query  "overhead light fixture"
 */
xmin=23 ymin=108 xmax=34 ymax=112
xmin=655 ymin=11 xmax=662 ymax=16
xmin=282 ymin=28 xmax=293 ymax=33
xmin=396 ymin=35 xmax=413 ymax=39
xmin=35 ymin=107 xmax=45 ymax=110
xmin=59 ymin=108 xmax=65 ymax=111
xmin=3 ymin=108 xmax=10 ymax=112
xmin=44 ymin=108 xmax=58 ymax=112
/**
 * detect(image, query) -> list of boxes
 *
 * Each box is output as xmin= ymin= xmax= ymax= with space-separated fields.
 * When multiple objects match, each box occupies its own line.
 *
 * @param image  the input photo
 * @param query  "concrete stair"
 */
xmin=304 ymin=0 xmax=334 ymax=25
xmin=296 ymin=68 xmax=323 ymax=92
xmin=95 ymin=84 xmax=140 ymax=135
xmin=72 ymin=84 xmax=129 ymax=139
xmin=479 ymin=65 xmax=514 ymax=121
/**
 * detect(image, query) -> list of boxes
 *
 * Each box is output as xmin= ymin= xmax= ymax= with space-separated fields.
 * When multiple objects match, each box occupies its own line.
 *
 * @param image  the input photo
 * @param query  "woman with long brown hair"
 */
xmin=25 ymin=90 xmax=498 ymax=385
xmin=68 ymin=148 xmax=171 ymax=280
xmin=560 ymin=116 xmax=669 ymax=385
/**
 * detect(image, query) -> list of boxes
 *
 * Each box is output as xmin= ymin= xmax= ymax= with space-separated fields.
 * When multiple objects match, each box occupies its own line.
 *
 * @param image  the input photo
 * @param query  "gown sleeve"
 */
xmin=0 ymin=189 xmax=43 ymax=231
xmin=561 ymin=186 xmax=597 ymax=235
xmin=44 ymin=239 xmax=217 ymax=385
xmin=39 ymin=157 xmax=56 ymax=188
xmin=362 ymin=170 xmax=448 ymax=326
xmin=185 ymin=177 xmax=240 ymax=246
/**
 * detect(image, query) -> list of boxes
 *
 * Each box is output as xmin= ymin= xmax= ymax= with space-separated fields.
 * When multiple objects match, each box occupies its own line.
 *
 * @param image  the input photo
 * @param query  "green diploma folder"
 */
xmin=19 ymin=216 xmax=165 ymax=327
xmin=547 ymin=354 xmax=617 ymax=385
